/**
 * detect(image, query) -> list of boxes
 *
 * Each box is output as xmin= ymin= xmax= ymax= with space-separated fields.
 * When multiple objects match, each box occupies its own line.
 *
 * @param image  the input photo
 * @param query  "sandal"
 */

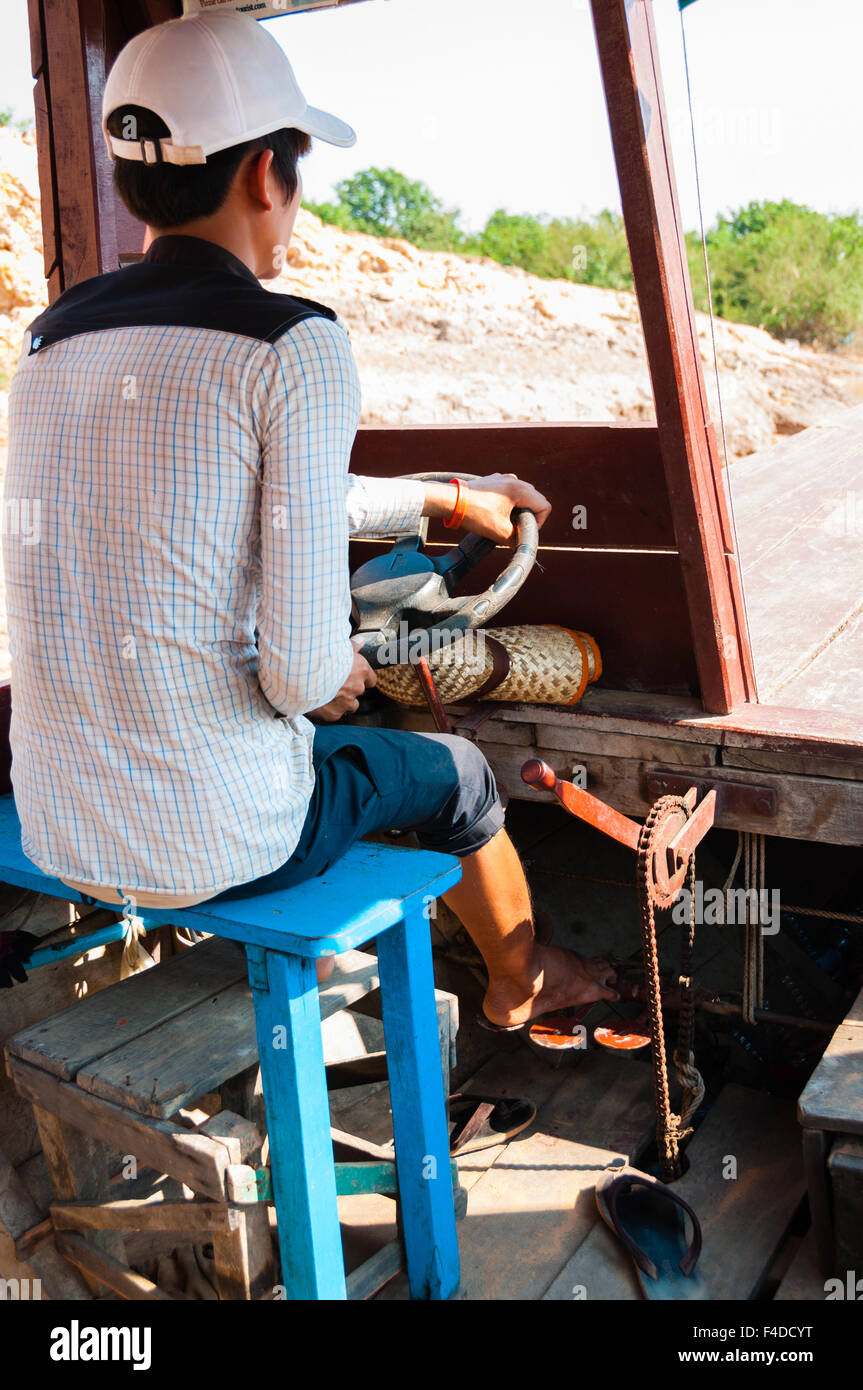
xmin=448 ymin=1092 xmax=537 ymax=1154
xmin=594 ymin=1163 xmax=705 ymax=1300
xmin=475 ymin=1010 xmax=528 ymax=1034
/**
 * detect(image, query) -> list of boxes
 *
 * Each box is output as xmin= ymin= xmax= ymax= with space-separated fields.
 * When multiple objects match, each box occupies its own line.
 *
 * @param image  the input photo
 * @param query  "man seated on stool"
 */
xmin=4 ymin=10 xmax=617 ymax=1028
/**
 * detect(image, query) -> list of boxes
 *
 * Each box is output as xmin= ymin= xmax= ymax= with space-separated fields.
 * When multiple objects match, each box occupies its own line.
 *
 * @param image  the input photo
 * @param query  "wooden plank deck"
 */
xmin=542 ymin=1085 xmax=805 ymax=1301
xmin=328 ymin=962 xmax=810 ymax=1304
xmin=365 ymin=1045 xmax=656 ymax=1301
xmin=727 ymin=404 xmax=863 ymax=722
xmin=338 ymin=1056 xmax=809 ymax=1302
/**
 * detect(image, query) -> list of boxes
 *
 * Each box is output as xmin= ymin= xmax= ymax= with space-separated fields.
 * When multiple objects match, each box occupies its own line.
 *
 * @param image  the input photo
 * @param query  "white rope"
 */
xmin=119 ymin=895 xmax=156 ymax=978
xmin=740 ymin=833 xmax=767 ymax=1023
xmin=674 ymin=1048 xmax=706 ymax=1131
xmin=719 ymin=831 xmax=743 ymax=915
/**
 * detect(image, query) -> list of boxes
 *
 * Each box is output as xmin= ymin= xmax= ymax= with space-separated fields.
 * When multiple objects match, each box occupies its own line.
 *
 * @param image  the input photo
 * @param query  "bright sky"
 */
xmin=3 ymin=0 xmax=863 ymax=232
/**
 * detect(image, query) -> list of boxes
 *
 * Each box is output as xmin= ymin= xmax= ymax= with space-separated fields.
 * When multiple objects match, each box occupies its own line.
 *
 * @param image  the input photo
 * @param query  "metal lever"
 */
xmin=520 ymin=758 xmax=716 ymax=871
xmin=521 ymin=758 xmax=641 ymax=851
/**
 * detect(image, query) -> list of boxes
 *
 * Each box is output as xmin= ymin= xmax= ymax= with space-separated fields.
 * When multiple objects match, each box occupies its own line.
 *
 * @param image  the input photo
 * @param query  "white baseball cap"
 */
xmin=102 ymin=9 xmax=356 ymax=166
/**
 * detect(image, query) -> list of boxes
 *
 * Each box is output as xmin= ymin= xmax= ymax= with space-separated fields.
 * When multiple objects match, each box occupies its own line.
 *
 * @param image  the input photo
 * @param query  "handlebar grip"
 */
xmin=521 ymin=758 xmax=558 ymax=791
xmin=513 ymin=507 xmax=539 ymax=551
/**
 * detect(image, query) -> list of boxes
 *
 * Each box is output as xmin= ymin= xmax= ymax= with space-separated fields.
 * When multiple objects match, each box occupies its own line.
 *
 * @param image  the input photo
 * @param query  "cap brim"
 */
xmin=297 ymin=105 xmax=356 ymax=149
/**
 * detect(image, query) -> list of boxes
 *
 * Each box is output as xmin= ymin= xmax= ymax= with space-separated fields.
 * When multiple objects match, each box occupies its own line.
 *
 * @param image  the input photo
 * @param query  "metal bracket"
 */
xmin=644 ymin=770 xmax=776 ymax=819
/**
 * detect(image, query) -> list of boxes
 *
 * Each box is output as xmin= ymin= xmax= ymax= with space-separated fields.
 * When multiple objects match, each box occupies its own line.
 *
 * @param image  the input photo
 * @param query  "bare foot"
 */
xmin=482 ymin=943 xmax=619 ymax=1028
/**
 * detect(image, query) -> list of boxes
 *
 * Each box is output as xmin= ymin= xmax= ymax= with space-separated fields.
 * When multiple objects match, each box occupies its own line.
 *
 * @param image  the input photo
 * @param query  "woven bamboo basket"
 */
xmin=375 ymin=625 xmax=602 ymax=707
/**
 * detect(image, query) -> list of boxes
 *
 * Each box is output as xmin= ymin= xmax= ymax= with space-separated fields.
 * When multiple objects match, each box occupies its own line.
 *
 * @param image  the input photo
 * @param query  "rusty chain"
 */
xmin=636 ymin=794 xmax=704 ymax=1182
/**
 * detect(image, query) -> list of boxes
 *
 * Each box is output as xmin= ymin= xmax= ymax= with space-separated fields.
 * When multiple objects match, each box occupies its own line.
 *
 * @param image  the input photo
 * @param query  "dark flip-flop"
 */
xmin=475 ymin=1010 xmax=528 ymax=1034
xmin=595 ymin=1165 xmax=706 ymax=1300
xmin=448 ymin=1093 xmax=537 ymax=1154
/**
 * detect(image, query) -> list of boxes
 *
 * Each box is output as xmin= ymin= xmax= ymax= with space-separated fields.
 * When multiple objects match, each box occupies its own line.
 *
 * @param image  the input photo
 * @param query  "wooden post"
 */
xmin=590 ymin=0 xmax=756 ymax=714
xmin=26 ymin=0 xmax=168 ymax=297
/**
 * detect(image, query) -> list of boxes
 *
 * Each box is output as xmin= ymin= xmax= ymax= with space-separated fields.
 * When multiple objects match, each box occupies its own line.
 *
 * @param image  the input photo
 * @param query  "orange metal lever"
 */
xmin=520 ymin=759 xmax=716 ymax=864
xmin=521 ymin=758 xmax=642 ymax=852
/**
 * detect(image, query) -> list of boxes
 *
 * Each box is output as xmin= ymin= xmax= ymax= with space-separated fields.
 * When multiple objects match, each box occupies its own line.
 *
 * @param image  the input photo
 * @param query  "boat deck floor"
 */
xmin=332 ymin=809 xmax=833 ymax=1301
xmin=334 ymin=1046 xmax=807 ymax=1302
xmin=729 ymin=403 xmax=863 ymax=723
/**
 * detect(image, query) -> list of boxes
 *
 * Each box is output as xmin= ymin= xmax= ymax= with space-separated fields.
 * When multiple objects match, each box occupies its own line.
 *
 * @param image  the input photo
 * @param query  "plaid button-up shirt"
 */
xmin=3 ymin=236 xmax=423 ymax=900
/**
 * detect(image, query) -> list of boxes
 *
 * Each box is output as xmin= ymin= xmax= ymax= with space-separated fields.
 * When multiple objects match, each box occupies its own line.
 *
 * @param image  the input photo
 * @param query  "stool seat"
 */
xmin=0 ymin=792 xmax=458 ymax=955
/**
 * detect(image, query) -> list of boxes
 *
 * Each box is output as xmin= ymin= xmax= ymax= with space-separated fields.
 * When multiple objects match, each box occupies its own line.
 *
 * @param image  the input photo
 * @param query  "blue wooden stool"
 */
xmin=0 ymin=795 xmax=462 ymax=1300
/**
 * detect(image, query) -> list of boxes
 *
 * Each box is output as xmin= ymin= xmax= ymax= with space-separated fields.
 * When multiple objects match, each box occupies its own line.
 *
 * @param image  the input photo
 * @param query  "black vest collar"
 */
xmin=144 ymin=235 xmax=260 ymax=286
xmin=26 ymin=235 xmax=337 ymax=353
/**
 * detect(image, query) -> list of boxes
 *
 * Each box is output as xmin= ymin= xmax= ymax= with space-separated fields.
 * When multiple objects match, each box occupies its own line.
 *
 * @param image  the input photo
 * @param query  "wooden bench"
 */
xmin=798 ymin=985 xmax=863 ymax=1278
xmin=0 ymin=794 xmax=463 ymax=1299
xmin=6 ymin=937 xmax=461 ymax=1300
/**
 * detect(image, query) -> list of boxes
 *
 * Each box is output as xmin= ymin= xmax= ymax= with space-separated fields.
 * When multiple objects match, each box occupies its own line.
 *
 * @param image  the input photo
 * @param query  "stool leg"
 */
xmin=33 ymin=1105 xmax=128 ymax=1297
xmin=377 ymin=907 xmax=460 ymax=1300
xmin=211 ymin=1206 xmax=274 ymax=1301
xmin=803 ymin=1127 xmax=835 ymax=1278
xmin=245 ymin=946 xmax=346 ymax=1300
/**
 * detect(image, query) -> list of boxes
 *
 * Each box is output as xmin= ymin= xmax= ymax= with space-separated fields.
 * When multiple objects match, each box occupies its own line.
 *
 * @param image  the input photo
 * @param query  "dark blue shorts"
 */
xmin=211 ymin=725 xmax=505 ymax=901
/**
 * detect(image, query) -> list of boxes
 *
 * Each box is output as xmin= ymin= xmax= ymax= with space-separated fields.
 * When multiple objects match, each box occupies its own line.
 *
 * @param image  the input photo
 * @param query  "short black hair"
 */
xmin=106 ymin=106 xmax=311 ymax=229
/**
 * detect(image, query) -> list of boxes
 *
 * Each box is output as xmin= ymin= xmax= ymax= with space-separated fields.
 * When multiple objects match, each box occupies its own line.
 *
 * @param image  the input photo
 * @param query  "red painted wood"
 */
xmin=350 ymin=540 xmax=699 ymax=695
xmin=38 ymin=0 xmax=100 ymax=290
xmin=82 ymin=0 xmax=120 ymax=277
xmin=31 ymin=69 xmax=58 ymax=282
xmin=27 ymin=0 xmax=44 ymax=77
xmin=590 ymin=0 xmax=755 ymax=713
xmin=351 ymin=422 xmax=676 ymax=550
xmin=692 ymin=705 xmax=863 ymax=756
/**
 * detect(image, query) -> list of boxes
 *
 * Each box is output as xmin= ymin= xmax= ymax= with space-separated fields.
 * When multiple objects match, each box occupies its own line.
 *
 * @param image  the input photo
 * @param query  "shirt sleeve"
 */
xmin=256 ymin=315 xmax=359 ymax=717
xmin=346 ymin=473 xmax=426 ymax=536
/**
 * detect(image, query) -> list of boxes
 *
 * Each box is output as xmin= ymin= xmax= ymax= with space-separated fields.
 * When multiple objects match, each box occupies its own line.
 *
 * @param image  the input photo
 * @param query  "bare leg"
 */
xmin=442 ymin=827 xmax=618 ymax=1027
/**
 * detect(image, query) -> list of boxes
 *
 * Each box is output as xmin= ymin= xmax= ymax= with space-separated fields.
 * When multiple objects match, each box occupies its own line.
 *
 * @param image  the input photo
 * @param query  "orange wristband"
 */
xmin=443 ymin=477 xmax=467 ymax=529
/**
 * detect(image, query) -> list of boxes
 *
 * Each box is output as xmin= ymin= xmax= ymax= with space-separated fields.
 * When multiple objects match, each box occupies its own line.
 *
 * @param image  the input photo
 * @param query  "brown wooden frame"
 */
xmin=17 ymin=0 xmax=772 ymax=717
xmin=589 ymin=0 xmax=755 ymax=714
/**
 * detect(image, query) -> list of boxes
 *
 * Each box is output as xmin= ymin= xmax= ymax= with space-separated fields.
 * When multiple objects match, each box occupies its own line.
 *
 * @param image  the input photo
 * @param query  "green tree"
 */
xmin=479 ymin=209 xmax=547 ymax=271
xmin=304 ymin=171 xmax=863 ymax=345
xmin=686 ymin=200 xmax=863 ymax=345
xmin=0 ymin=108 xmax=33 ymax=131
xmin=328 ymin=166 xmax=464 ymax=249
xmin=302 ymin=198 xmax=357 ymax=231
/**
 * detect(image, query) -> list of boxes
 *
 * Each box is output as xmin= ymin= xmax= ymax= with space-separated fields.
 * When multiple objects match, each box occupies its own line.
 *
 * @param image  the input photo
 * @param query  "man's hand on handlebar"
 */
xmin=308 ymin=637 xmax=376 ymax=723
xmin=423 ymin=474 xmax=551 ymax=544
xmin=463 ymin=474 xmax=551 ymax=543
